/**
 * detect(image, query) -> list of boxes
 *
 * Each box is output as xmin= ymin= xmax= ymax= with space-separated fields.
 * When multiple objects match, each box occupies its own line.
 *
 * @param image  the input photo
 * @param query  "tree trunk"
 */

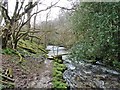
xmin=13 ymin=40 xmax=18 ymax=49
xmin=2 ymin=38 xmax=7 ymax=48
xmin=2 ymin=28 xmax=11 ymax=48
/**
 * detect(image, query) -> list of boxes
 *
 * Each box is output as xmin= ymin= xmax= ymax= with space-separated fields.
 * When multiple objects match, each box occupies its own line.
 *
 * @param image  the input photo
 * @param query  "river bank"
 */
xmin=1 ymin=40 xmax=53 ymax=88
xmin=1 ymin=44 xmax=120 ymax=89
xmin=48 ymin=45 xmax=120 ymax=89
xmin=2 ymin=54 xmax=53 ymax=88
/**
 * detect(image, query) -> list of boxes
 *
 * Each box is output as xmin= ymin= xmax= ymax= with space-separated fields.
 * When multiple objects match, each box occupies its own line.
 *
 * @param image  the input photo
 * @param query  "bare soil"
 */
xmin=2 ymin=54 xmax=53 ymax=88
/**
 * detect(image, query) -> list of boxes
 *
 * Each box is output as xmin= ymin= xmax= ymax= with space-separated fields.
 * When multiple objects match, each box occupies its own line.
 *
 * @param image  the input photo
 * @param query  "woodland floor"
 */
xmin=2 ymin=54 xmax=53 ymax=88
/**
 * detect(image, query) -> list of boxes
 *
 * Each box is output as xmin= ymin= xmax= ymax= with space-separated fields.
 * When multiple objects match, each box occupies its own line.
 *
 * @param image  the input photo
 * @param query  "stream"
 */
xmin=47 ymin=45 xmax=120 ymax=89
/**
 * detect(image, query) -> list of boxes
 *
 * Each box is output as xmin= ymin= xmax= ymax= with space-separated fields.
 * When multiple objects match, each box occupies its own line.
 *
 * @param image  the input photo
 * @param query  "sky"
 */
xmin=7 ymin=0 xmax=73 ymax=24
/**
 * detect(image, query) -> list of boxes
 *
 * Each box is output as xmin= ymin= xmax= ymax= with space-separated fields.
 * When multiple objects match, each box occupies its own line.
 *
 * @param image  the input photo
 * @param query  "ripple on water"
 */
xmin=63 ymin=60 xmax=120 ymax=88
xmin=46 ymin=45 xmax=120 ymax=88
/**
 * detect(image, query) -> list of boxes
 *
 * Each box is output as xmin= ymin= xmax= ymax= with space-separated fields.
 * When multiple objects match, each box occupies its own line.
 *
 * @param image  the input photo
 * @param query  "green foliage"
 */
xmin=112 ymin=60 xmax=120 ymax=69
xmin=53 ymin=69 xmax=63 ymax=78
xmin=54 ymin=59 xmax=63 ymax=63
xmin=52 ymin=59 xmax=67 ymax=88
xmin=2 ymin=84 xmax=14 ymax=89
xmin=53 ymin=62 xmax=66 ymax=71
xmin=17 ymin=40 xmax=48 ymax=57
xmin=52 ymin=80 xmax=67 ymax=88
xmin=1 ymin=48 xmax=16 ymax=55
xmin=70 ymin=2 xmax=120 ymax=67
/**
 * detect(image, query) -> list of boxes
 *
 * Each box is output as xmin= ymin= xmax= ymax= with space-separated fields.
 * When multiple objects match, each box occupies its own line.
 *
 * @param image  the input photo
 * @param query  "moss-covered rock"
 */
xmin=18 ymin=45 xmax=37 ymax=54
xmin=54 ymin=59 xmax=63 ymax=63
xmin=53 ymin=69 xmax=62 ymax=75
xmin=18 ymin=40 xmax=47 ymax=57
xmin=52 ymin=58 xmax=68 ymax=88
xmin=52 ymin=80 xmax=67 ymax=88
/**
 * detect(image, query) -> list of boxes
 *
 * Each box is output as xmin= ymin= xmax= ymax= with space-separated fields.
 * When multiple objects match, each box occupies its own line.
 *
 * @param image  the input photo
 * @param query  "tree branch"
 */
xmin=0 ymin=74 xmax=14 ymax=82
xmin=0 ymin=5 xmax=11 ymax=23
xmin=12 ymin=0 xmax=19 ymax=20
xmin=17 ymin=1 xmax=38 ymax=20
xmin=17 ymin=0 xmax=60 ymax=40
xmin=54 ymin=6 xmax=75 ymax=11
xmin=17 ymin=0 xmax=25 ymax=17
xmin=0 ymin=80 xmax=15 ymax=86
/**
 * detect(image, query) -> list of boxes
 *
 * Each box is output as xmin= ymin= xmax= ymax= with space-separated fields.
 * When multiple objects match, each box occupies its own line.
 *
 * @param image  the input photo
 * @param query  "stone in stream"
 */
xmin=65 ymin=63 xmax=76 ymax=70
xmin=46 ymin=45 xmax=120 ymax=88
xmin=63 ymin=60 xmax=120 ymax=88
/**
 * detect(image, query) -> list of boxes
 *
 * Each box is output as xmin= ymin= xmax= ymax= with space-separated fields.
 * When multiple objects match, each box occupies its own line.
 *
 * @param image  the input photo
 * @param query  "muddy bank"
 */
xmin=2 ymin=54 xmax=53 ymax=88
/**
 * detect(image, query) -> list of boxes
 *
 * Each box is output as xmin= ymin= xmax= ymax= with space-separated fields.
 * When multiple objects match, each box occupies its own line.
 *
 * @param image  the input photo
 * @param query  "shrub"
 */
xmin=70 ymin=2 xmax=120 ymax=67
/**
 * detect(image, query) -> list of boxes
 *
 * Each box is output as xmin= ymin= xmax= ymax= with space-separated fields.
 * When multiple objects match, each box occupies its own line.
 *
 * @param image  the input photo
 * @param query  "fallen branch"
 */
xmin=38 ymin=47 xmax=47 ymax=54
xmin=15 ymin=50 xmax=23 ymax=63
xmin=0 ymin=74 xmax=14 ymax=82
xmin=18 ymin=45 xmax=37 ymax=54
xmin=0 ymin=80 xmax=15 ymax=86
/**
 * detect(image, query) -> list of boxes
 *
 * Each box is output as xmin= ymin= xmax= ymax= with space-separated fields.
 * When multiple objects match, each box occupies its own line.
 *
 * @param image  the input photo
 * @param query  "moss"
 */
xmin=56 ymin=67 xmax=64 ymax=72
xmin=18 ymin=45 xmax=37 ymax=54
xmin=54 ymin=62 xmax=66 ymax=69
xmin=19 ymin=40 xmax=45 ymax=51
xmin=52 ymin=80 xmax=67 ymax=88
xmin=38 ymin=46 xmax=48 ymax=53
xmin=52 ymin=58 xmax=68 ymax=88
xmin=53 ymin=69 xmax=62 ymax=77
xmin=53 ymin=77 xmax=63 ymax=82
xmin=18 ymin=40 xmax=47 ymax=57
xmin=54 ymin=55 xmax=62 ymax=60
xmin=54 ymin=59 xmax=63 ymax=63
xmin=17 ymin=48 xmax=32 ymax=57
xmin=1 ymin=48 xmax=16 ymax=55
xmin=54 ymin=65 xmax=66 ymax=72
xmin=112 ymin=60 xmax=120 ymax=71
xmin=53 ymin=62 xmax=59 ymax=66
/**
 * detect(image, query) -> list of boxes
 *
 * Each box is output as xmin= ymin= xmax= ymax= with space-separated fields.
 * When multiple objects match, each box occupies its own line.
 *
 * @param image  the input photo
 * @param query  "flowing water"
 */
xmin=46 ymin=45 xmax=68 ymax=59
xmin=46 ymin=45 xmax=120 ymax=89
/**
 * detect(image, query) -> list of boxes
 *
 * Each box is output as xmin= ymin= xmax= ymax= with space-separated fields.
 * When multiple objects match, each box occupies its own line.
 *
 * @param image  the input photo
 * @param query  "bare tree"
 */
xmin=27 ymin=0 xmax=33 ymax=35
xmin=0 ymin=0 xmax=3 ymax=25
xmin=0 ymin=0 xmax=60 ymax=49
xmin=30 ymin=3 xmax=39 ymax=42
xmin=1 ymin=0 xmax=9 ymax=48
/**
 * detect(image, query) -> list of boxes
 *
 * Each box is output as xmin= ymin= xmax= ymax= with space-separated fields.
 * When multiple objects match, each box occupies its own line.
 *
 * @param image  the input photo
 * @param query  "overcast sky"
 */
xmin=7 ymin=0 xmax=73 ymax=24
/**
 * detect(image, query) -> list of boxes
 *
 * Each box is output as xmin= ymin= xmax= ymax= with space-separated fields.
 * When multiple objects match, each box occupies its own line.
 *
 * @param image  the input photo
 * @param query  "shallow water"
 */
xmin=46 ymin=45 xmax=68 ymax=59
xmin=47 ymin=45 xmax=120 ymax=89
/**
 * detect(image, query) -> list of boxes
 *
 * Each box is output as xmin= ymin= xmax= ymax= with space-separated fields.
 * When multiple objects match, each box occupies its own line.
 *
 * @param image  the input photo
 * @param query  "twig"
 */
xmin=0 ymin=80 xmax=15 ymax=85
xmin=0 ymin=74 xmax=14 ymax=82
xmin=15 ymin=50 xmax=23 ymax=63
